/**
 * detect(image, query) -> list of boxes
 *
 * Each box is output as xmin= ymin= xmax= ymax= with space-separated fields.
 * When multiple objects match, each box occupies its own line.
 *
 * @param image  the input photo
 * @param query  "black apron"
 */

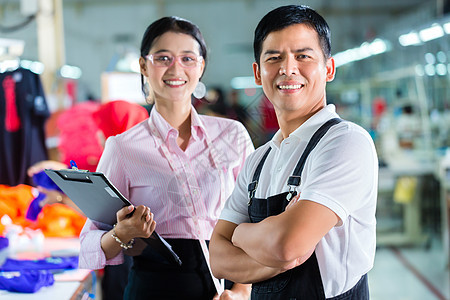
xmin=247 ymin=118 xmax=369 ymax=300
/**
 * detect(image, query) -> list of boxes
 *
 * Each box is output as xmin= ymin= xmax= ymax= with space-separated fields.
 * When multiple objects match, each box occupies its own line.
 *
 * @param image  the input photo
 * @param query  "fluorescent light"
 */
xmin=436 ymin=63 xmax=447 ymax=75
xmin=334 ymin=39 xmax=389 ymax=67
xmin=419 ymin=24 xmax=444 ymax=42
xmin=230 ymin=76 xmax=260 ymax=89
xmin=369 ymin=39 xmax=388 ymax=55
xmin=437 ymin=51 xmax=447 ymax=63
xmin=443 ymin=22 xmax=450 ymax=34
xmin=424 ymin=52 xmax=436 ymax=64
xmin=424 ymin=64 xmax=436 ymax=76
xmin=60 ymin=65 xmax=82 ymax=79
xmin=399 ymin=32 xmax=421 ymax=46
xmin=415 ymin=64 xmax=424 ymax=76
xmin=20 ymin=59 xmax=45 ymax=74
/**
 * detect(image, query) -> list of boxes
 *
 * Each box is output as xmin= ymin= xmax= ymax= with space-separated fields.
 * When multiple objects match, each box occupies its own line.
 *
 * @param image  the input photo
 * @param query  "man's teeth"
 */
xmin=278 ymin=84 xmax=303 ymax=90
xmin=165 ymin=80 xmax=185 ymax=85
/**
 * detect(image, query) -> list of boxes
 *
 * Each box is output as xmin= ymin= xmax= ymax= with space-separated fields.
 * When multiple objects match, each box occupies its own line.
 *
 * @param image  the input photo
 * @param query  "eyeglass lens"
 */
xmin=149 ymin=54 xmax=201 ymax=68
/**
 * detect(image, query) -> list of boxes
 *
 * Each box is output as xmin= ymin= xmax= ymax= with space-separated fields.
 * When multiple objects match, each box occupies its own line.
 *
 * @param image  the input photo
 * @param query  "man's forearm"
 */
xmin=211 ymin=232 xmax=281 ymax=283
xmin=210 ymin=221 xmax=283 ymax=284
xmin=232 ymin=217 xmax=294 ymax=268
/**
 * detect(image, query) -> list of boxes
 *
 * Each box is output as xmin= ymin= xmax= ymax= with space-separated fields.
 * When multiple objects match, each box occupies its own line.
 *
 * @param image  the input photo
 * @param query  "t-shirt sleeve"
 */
xmin=300 ymin=124 xmax=378 ymax=226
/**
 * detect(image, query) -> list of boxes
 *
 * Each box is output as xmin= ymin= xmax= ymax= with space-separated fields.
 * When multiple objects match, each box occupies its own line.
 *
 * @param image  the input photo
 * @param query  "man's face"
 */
xmin=253 ymin=23 xmax=335 ymax=120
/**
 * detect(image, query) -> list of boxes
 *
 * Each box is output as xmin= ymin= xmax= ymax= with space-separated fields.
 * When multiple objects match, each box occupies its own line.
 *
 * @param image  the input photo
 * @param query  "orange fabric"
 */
xmin=0 ymin=184 xmax=34 ymax=234
xmin=0 ymin=184 xmax=85 ymax=237
xmin=35 ymin=204 xmax=86 ymax=237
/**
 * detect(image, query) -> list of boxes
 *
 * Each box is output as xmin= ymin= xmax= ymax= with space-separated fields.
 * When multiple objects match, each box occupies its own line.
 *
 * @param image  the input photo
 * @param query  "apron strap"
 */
xmin=287 ymin=118 xmax=342 ymax=190
xmin=248 ymin=118 xmax=342 ymax=202
xmin=248 ymin=147 xmax=272 ymax=200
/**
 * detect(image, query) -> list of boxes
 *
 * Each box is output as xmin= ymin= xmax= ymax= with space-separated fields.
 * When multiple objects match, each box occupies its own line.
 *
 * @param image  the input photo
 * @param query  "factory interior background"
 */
xmin=0 ymin=0 xmax=449 ymax=299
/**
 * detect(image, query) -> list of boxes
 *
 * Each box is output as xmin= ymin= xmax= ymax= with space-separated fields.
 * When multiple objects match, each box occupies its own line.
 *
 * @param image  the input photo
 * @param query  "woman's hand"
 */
xmin=212 ymin=283 xmax=251 ymax=300
xmin=285 ymin=193 xmax=301 ymax=211
xmin=114 ymin=205 xmax=156 ymax=243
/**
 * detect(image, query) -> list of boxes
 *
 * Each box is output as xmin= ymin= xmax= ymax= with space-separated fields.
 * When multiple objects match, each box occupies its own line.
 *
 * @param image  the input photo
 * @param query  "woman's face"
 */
xmin=140 ymin=31 xmax=205 ymax=105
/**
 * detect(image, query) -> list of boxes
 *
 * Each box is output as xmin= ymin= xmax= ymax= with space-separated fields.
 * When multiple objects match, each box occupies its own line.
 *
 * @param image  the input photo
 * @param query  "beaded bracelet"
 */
xmin=111 ymin=224 xmax=134 ymax=249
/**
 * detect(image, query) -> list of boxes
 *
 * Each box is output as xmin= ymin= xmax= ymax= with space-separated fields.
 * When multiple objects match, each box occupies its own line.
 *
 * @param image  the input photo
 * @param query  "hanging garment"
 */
xmin=0 ymin=67 xmax=49 ymax=186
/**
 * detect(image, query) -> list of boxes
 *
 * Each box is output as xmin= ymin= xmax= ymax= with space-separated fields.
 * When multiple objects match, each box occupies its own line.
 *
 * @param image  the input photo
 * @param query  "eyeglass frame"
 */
xmin=145 ymin=53 xmax=204 ymax=68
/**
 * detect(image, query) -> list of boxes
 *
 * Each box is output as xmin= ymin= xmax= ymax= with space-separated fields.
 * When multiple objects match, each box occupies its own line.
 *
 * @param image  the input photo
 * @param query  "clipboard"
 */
xmin=44 ymin=168 xmax=182 ymax=266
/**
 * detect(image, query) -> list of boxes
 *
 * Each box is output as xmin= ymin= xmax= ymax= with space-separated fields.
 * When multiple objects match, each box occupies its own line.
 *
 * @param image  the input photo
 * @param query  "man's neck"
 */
xmin=277 ymin=104 xmax=325 ymax=140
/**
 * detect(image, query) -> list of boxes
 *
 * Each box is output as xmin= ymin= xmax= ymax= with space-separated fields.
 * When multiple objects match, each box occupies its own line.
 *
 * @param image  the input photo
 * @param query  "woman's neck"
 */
xmin=155 ymin=100 xmax=192 ymax=150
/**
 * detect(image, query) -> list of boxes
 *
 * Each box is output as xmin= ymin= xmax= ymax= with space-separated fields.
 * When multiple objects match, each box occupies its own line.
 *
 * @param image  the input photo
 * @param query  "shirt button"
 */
xmin=277 ymin=166 xmax=282 ymax=172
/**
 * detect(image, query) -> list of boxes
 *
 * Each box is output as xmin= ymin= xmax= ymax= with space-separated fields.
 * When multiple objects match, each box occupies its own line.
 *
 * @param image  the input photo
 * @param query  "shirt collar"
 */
xmin=269 ymin=104 xmax=339 ymax=148
xmin=149 ymin=105 xmax=206 ymax=143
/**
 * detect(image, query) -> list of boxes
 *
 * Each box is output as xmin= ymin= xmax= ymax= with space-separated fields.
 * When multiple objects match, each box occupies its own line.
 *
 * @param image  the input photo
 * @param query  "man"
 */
xmin=210 ymin=5 xmax=378 ymax=299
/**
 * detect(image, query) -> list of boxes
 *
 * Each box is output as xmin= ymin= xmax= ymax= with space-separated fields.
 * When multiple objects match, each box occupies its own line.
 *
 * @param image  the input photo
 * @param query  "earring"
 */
xmin=143 ymin=82 xmax=151 ymax=99
xmin=193 ymin=81 xmax=206 ymax=99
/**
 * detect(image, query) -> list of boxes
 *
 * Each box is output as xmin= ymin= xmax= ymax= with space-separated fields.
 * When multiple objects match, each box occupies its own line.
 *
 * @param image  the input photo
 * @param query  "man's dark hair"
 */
xmin=253 ymin=5 xmax=331 ymax=64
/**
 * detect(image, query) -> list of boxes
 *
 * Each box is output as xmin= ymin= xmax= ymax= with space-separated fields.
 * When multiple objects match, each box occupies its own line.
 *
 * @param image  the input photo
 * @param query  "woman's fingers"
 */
xmin=116 ymin=205 xmax=135 ymax=221
xmin=285 ymin=193 xmax=301 ymax=211
xmin=116 ymin=205 xmax=156 ymax=239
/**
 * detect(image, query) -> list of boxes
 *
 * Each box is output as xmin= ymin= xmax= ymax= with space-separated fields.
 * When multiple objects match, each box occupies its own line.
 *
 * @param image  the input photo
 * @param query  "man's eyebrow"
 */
xmin=294 ymin=47 xmax=314 ymax=53
xmin=263 ymin=47 xmax=315 ymax=56
xmin=262 ymin=50 xmax=281 ymax=56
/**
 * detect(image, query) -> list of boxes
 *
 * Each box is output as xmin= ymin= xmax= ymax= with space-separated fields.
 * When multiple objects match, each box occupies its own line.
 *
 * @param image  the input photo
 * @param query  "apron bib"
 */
xmin=247 ymin=118 xmax=369 ymax=299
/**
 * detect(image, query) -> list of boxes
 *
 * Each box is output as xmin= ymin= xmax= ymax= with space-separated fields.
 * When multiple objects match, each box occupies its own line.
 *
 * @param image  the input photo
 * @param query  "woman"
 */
xmin=78 ymin=16 xmax=253 ymax=299
xmin=27 ymin=100 xmax=150 ymax=300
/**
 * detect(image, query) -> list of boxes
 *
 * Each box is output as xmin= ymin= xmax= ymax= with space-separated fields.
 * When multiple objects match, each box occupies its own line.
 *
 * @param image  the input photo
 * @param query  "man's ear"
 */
xmin=326 ymin=57 xmax=336 ymax=82
xmin=252 ymin=62 xmax=262 ymax=86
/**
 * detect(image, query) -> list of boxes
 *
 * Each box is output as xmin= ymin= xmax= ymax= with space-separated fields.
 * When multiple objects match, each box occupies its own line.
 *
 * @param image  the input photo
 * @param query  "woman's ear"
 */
xmin=199 ymin=59 xmax=206 ymax=78
xmin=139 ymin=57 xmax=148 ymax=76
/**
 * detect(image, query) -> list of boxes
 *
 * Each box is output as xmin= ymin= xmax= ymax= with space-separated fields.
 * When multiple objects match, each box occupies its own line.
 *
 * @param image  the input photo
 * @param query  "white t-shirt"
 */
xmin=220 ymin=104 xmax=378 ymax=298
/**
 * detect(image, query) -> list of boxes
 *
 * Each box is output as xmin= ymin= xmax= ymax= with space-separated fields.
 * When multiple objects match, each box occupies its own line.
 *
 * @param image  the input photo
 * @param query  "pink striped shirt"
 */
xmin=78 ymin=106 xmax=254 ymax=269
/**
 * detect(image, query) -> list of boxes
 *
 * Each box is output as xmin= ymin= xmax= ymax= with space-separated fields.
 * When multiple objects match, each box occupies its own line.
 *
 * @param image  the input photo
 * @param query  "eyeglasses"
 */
xmin=146 ymin=53 xmax=203 ymax=68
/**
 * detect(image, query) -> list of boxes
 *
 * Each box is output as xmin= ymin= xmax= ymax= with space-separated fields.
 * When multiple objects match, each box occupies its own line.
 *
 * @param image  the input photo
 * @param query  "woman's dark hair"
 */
xmin=140 ymin=16 xmax=208 ymax=95
xmin=253 ymin=5 xmax=331 ymax=65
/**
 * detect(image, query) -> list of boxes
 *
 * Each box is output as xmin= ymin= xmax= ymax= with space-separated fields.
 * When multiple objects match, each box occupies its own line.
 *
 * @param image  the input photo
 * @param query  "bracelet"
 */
xmin=111 ymin=224 xmax=134 ymax=249
xmin=56 ymin=194 xmax=63 ymax=203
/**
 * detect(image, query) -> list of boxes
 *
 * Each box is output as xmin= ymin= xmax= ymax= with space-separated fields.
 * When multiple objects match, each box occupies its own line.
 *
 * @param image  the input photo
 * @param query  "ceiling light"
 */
xmin=443 ymin=22 xmax=450 ymax=34
xmin=230 ymin=76 xmax=260 ymax=89
xmin=399 ymin=32 xmax=421 ymax=46
xmin=419 ymin=24 xmax=444 ymax=42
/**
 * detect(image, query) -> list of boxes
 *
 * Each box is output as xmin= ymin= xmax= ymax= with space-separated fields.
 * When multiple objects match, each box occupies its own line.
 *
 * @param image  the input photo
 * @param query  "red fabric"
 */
xmin=57 ymin=100 xmax=148 ymax=172
xmin=259 ymin=95 xmax=278 ymax=131
xmin=372 ymin=97 xmax=387 ymax=117
xmin=92 ymin=100 xmax=149 ymax=140
xmin=57 ymin=102 xmax=102 ymax=172
xmin=3 ymin=76 xmax=20 ymax=132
